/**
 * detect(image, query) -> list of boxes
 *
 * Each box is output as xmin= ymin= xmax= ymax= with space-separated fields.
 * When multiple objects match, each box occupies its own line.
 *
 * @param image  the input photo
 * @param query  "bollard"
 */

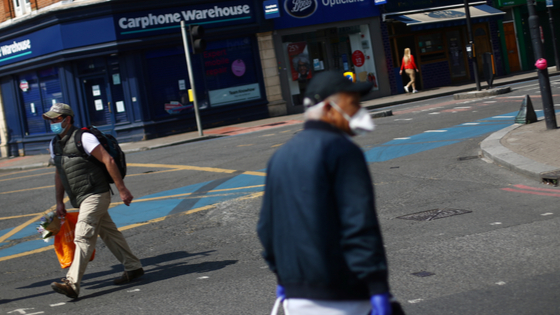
xmin=514 ymin=95 xmax=538 ymax=124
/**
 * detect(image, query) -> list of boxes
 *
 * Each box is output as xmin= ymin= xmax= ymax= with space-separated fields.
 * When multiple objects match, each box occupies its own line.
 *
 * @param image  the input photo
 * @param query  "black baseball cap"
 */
xmin=304 ymin=71 xmax=373 ymax=107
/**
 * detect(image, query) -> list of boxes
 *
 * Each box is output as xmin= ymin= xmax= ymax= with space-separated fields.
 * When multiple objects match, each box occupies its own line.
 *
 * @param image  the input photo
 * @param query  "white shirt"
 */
xmin=283 ymin=299 xmax=371 ymax=315
xmin=49 ymin=132 xmax=100 ymax=159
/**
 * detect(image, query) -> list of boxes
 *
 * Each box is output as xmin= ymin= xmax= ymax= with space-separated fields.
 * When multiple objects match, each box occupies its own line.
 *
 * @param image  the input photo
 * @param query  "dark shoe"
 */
xmin=114 ymin=268 xmax=144 ymax=285
xmin=51 ymin=278 xmax=78 ymax=299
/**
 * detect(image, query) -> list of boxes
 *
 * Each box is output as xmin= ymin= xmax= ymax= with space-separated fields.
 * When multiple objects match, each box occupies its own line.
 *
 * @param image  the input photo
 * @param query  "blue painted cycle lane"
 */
xmin=1 ymin=110 xmax=555 ymax=260
xmin=364 ymin=111 xmax=540 ymax=163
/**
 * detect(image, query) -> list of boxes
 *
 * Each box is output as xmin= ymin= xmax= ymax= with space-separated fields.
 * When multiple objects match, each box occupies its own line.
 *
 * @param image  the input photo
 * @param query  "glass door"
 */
xmin=82 ymin=77 xmax=114 ymax=131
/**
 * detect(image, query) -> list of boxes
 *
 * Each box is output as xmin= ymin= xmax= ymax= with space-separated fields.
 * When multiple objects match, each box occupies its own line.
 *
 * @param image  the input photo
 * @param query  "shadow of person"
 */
xmin=78 ymin=259 xmax=237 ymax=301
xmin=10 ymin=250 xmax=235 ymax=302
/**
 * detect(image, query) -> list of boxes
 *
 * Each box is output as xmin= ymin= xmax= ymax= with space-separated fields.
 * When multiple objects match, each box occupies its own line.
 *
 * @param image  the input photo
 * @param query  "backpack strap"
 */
xmin=73 ymin=128 xmax=90 ymax=159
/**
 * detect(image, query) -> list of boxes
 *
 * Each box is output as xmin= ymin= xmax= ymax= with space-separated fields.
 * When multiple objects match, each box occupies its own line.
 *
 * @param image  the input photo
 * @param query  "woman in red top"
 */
xmin=399 ymin=48 xmax=419 ymax=93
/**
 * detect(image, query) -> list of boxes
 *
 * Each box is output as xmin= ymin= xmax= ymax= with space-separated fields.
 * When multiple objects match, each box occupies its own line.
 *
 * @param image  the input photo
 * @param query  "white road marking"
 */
xmin=424 ymin=130 xmax=447 ymax=133
xmin=50 ymin=303 xmax=66 ymax=307
xmin=454 ymin=106 xmax=472 ymax=109
xmin=492 ymin=116 xmax=514 ymax=118
xmin=408 ymin=299 xmax=424 ymax=304
xmin=462 ymin=123 xmax=480 ymax=125
xmin=496 ymin=281 xmax=506 ymax=286
xmin=429 ymin=112 xmax=440 ymax=115
xmin=127 ymin=289 xmax=141 ymax=293
xmin=395 ymin=118 xmax=413 ymax=121
xmin=490 ymin=222 xmax=502 ymax=225
xmin=394 ymin=137 xmax=411 ymax=140
xmin=541 ymin=213 xmax=553 ymax=216
xmin=197 ymin=276 xmax=209 ymax=279
xmin=483 ymin=101 xmax=497 ymax=103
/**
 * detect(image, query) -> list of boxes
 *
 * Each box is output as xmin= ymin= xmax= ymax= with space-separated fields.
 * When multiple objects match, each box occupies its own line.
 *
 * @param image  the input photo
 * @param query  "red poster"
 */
xmin=287 ymin=42 xmax=312 ymax=81
xmin=352 ymin=50 xmax=365 ymax=68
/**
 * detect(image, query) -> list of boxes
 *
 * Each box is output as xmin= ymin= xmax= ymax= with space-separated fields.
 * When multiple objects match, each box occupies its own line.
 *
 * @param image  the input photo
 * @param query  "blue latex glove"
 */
xmin=370 ymin=293 xmax=392 ymax=315
xmin=276 ymin=285 xmax=286 ymax=301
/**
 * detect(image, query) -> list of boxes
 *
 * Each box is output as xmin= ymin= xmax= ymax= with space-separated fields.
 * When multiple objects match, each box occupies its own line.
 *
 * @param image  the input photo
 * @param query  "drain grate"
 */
xmin=458 ymin=155 xmax=479 ymax=161
xmin=541 ymin=170 xmax=560 ymax=186
xmin=412 ymin=271 xmax=435 ymax=277
xmin=397 ymin=208 xmax=472 ymax=221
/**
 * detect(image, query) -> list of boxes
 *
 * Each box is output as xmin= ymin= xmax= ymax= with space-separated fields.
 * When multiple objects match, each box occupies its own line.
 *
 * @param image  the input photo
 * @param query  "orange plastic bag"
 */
xmin=54 ymin=212 xmax=95 ymax=269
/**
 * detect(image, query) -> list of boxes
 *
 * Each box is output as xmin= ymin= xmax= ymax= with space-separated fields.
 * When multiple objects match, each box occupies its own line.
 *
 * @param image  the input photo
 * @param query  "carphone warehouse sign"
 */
xmin=115 ymin=0 xmax=255 ymax=39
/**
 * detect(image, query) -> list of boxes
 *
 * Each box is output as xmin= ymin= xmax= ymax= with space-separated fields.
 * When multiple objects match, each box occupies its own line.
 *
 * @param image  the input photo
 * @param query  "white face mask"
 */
xmin=330 ymin=101 xmax=375 ymax=136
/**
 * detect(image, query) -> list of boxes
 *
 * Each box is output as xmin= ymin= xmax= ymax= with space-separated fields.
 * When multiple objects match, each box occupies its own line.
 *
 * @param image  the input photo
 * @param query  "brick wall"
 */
xmin=420 ymin=61 xmax=452 ymax=89
xmin=380 ymin=8 xmax=397 ymax=95
xmin=36 ymin=0 xmax=59 ymax=10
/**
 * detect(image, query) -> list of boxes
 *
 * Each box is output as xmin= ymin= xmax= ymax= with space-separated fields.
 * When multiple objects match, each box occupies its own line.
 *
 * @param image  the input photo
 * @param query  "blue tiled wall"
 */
xmin=420 ymin=61 xmax=452 ymax=89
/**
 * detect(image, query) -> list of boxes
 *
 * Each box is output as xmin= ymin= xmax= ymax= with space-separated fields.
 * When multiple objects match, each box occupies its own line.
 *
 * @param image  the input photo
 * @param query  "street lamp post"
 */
xmin=527 ymin=0 xmax=557 ymax=130
xmin=464 ymin=0 xmax=481 ymax=91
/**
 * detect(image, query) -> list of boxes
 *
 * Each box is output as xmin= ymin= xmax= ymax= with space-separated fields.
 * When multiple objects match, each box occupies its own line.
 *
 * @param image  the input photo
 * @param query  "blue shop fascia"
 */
xmin=0 ymin=0 xmax=272 ymax=156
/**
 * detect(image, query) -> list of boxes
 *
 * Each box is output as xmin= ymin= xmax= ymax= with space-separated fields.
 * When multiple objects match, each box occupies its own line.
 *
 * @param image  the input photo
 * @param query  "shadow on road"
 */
xmin=5 ymin=250 xmax=236 ymax=304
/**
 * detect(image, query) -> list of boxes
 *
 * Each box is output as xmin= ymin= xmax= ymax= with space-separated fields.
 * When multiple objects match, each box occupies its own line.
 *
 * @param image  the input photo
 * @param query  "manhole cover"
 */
xmin=397 ymin=208 xmax=472 ymax=221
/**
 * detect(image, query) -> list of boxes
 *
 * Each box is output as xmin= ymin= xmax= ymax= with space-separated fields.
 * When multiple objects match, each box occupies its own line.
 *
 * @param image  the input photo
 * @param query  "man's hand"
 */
xmin=119 ymin=187 xmax=134 ymax=206
xmin=276 ymin=285 xmax=286 ymax=302
xmin=399 ymin=70 xmax=402 ymax=75
xmin=371 ymin=293 xmax=392 ymax=315
xmin=55 ymin=203 xmax=67 ymax=218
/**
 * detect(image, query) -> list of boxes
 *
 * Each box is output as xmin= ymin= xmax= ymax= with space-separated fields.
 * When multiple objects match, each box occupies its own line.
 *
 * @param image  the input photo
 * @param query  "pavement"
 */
xmin=1 ymin=66 xmax=559 ymax=185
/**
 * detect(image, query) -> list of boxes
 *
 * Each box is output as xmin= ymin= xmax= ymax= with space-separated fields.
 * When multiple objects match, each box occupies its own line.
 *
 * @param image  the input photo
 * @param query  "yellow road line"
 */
xmin=128 ymin=163 xmax=237 ymax=174
xmin=0 ymin=191 xmax=264 ymax=263
xmin=1 ymin=185 xmax=54 ymax=195
xmin=0 ymin=172 xmax=53 ymax=182
xmin=271 ymin=144 xmax=283 ymax=148
xmin=237 ymin=144 xmax=254 ymax=147
xmin=0 ymin=168 xmax=45 ymax=178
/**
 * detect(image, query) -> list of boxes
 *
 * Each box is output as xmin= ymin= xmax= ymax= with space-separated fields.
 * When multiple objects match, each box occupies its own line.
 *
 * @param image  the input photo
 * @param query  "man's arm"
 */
xmin=333 ymin=142 xmax=389 ymax=296
xmin=54 ymin=168 xmax=66 ymax=217
xmin=90 ymin=145 xmax=133 ymax=206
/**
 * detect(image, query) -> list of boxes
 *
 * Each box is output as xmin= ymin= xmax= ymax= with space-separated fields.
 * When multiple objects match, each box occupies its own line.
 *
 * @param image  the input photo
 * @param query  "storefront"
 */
xmin=0 ymin=0 xmax=272 ymax=156
xmin=495 ymin=0 xmax=560 ymax=74
xmin=269 ymin=0 xmax=389 ymax=113
xmin=383 ymin=2 xmax=506 ymax=92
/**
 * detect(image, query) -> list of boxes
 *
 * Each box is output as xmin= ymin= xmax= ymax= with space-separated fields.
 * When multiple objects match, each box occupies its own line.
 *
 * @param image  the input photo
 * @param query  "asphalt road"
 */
xmin=1 ymin=78 xmax=560 ymax=315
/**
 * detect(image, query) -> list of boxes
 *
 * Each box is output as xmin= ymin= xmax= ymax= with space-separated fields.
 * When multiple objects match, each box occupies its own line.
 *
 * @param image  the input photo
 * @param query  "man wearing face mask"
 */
xmin=43 ymin=103 xmax=143 ymax=299
xmin=258 ymin=71 xmax=394 ymax=315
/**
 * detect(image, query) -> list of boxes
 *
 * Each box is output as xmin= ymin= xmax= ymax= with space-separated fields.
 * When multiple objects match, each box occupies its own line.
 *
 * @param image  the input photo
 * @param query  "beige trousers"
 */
xmin=66 ymin=191 xmax=142 ymax=295
xmin=405 ymin=69 xmax=416 ymax=90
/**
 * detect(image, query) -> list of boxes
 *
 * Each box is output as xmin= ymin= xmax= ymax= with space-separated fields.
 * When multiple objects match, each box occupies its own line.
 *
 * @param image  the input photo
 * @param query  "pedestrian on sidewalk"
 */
xmin=258 ymin=71 xmax=393 ymax=315
xmin=43 ymin=103 xmax=144 ymax=299
xmin=399 ymin=48 xmax=419 ymax=93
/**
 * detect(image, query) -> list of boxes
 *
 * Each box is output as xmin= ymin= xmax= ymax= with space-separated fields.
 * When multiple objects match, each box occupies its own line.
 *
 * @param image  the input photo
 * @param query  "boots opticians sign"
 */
xmin=277 ymin=0 xmax=379 ymax=29
xmin=285 ymin=0 xmax=317 ymax=18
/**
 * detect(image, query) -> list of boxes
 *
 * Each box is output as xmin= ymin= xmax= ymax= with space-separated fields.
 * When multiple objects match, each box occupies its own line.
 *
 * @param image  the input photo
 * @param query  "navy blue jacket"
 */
xmin=257 ymin=120 xmax=389 ymax=300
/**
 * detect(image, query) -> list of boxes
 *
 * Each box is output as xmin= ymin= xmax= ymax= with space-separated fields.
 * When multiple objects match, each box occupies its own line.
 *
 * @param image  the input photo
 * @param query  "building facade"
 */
xmin=382 ymin=0 xmax=506 ymax=93
xmin=267 ymin=0 xmax=390 ymax=114
xmin=0 ymin=0 xmax=274 ymax=157
xmin=495 ymin=0 xmax=560 ymax=74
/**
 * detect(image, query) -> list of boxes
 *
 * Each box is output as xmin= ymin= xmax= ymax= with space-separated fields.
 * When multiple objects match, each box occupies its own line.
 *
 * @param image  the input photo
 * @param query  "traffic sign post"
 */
xmin=180 ymin=21 xmax=204 ymax=137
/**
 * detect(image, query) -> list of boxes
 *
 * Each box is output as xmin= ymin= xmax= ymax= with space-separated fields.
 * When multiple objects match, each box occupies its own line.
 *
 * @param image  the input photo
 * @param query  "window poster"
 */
xmin=287 ymin=42 xmax=312 ymax=81
xmin=204 ymin=36 xmax=262 ymax=107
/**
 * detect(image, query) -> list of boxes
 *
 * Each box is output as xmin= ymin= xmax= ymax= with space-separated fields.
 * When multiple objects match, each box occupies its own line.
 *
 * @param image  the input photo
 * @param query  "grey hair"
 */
xmin=303 ymin=94 xmax=341 ymax=121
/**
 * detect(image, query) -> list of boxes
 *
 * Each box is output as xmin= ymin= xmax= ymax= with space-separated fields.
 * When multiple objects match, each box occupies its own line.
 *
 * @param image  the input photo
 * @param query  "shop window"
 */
xmin=282 ymin=24 xmax=378 ymax=106
xmin=204 ymin=36 xmax=262 ymax=107
xmin=19 ymin=67 xmax=64 ymax=135
xmin=145 ymin=46 xmax=190 ymax=119
xmin=13 ymin=0 xmax=31 ymax=17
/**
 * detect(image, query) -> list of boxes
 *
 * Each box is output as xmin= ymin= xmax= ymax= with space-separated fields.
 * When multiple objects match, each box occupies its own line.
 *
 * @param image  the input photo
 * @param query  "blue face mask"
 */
xmin=50 ymin=122 xmax=65 ymax=134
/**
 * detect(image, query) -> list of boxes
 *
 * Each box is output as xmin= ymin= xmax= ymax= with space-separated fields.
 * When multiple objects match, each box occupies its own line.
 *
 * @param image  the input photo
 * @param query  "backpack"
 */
xmin=73 ymin=126 xmax=127 ymax=184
